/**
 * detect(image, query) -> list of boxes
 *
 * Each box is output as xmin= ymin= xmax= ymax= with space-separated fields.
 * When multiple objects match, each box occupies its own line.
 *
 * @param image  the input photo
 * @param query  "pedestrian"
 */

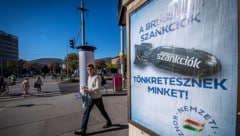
xmin=74 ymin=64 xmax=112 ymax=136
xmin=34 ymin=76 xmax=43 ymax=92
xmin=100 ymin=74 xmax=107 ymax=92
xmin=22 ymin=78 xmax=30 ymax=97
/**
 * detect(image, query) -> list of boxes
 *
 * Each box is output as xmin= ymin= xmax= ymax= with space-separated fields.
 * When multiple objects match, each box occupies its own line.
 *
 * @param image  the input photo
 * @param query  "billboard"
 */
xmin=129 ymin=0 xmax=238 ymax=135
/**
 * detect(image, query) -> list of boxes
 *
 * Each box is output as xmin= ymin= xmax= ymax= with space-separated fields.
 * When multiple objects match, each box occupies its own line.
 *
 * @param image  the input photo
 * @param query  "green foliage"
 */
xmin=69 ymin=77 xmax=79 ymax=82
xmin=65 ymin=53 xmax=78 ymax=73
xmin=95 ymin=60 xmax=106 ymax=70
xmin=48 ymin=61 xmax=61 ymax=73
xmin=42 ymin=65 xmax=49 ymax=74
xmin=4 ymin=60 xmax=18 ymax=76
xmin=106 ymin=62 xmax=117 ymax=68
xmin=62 ymin=77 xmax=79 ymax=83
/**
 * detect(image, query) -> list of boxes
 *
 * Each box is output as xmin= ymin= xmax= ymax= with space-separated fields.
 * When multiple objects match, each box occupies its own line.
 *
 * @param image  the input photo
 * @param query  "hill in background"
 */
xmin=30 ymin=57 xmax=114 ymax=66
xmin=30 ymin=58 xmax=64 ymax=65
xmin=95 ymin=57 xmax=112 ymax=63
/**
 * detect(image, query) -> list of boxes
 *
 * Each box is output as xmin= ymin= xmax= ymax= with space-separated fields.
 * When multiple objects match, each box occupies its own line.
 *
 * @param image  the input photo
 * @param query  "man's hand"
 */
xmin=81 ymin=86 xmax=89 ymax=92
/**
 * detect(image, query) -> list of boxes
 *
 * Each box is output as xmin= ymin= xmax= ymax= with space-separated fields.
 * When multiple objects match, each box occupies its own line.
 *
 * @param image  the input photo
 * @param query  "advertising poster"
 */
xmin=130 ymin=0 xmax=238 ymax=135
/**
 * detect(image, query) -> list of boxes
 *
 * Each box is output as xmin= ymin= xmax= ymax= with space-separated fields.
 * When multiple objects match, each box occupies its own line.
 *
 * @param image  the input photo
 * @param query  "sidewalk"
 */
xmin=50 ymin=94 xmax=128 ymax=136
xmin=0 ymin=77 xmax=128 ymax=136
xmin=0 ymin=77 xmax=62 ymax=101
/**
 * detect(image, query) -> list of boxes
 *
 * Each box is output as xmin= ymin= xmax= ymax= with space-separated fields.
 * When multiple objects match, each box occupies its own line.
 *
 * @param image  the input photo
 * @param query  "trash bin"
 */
xmin=113 ymin=74 xmax=122 ymax=92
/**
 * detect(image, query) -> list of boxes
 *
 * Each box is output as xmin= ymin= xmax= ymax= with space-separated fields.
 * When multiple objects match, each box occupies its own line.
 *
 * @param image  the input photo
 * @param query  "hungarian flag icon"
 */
xmin=182 ymin=119 xmax=205 ymax=132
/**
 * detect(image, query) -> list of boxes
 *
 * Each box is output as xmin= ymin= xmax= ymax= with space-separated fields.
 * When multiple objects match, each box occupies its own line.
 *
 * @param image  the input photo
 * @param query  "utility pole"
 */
xmin=78 ymin=0 xmax=88 ymax=46
xmin=77 ymin=0 xmax=96 ymax=99
xmin=66 ymin=45 xmax=69 ymax=78
xmin=120 ymin=26 xmax=125 ymax=89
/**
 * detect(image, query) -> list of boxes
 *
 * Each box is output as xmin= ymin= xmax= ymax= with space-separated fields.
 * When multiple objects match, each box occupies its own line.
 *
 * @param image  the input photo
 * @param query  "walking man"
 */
xmin=75 ymin=64 xmax=112 ymax=135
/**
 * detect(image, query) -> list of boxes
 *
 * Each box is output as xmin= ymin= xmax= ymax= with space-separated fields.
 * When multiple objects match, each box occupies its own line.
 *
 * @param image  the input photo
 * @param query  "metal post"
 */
xmin=79 ymin=0 xmax=87 ymax=46
xmin=66 ymin=45 xmax=69 ymax=78
xmin=120 ymin=25 xmax=125 ymax=89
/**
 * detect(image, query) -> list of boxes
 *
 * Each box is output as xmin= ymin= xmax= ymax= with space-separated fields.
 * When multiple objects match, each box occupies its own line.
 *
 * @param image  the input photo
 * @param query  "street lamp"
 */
xmin=66 ymin=45 xmax=69 ymax=78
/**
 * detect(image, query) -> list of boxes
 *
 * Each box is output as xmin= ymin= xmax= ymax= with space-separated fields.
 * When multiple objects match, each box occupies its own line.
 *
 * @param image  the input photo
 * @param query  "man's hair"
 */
xmin=87 ymin=64 xmax=95 ymax=69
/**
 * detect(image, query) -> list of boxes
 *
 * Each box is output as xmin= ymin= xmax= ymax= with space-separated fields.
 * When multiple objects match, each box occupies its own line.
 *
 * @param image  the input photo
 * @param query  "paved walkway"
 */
xmin=0 ymin=77 xmax=62 ymax=101
xmin=0 ymin=77 xmax=128 ymax=136
xmin=0 ymin=77 xmax=126 ymax=102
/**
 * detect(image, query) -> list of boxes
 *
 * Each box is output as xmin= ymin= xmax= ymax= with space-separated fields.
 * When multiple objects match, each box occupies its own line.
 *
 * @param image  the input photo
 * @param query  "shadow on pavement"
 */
xmin=0 ymin=92 xmax=23 ymax=97
xmin=15 ymin=103 xmax=53 ymax=107
xmin=87 ymin=124 xmax=128 ymax=136
xmin=0 ymin=103 xmax=53 ymax=108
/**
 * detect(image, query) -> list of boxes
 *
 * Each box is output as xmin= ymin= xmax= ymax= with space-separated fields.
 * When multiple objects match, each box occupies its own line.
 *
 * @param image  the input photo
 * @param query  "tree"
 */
xmin=106 ymin=62 xmax=116 ymax=68
xmin=48 ymin=61 xmax=61 ymax=74
xmin=116 ymin=55 xmax=127 ymax=76
xmin=115 ymin=58 xmax=121 ymax=69
xmin=22 ymin=62 xmax=31 ymax=73
xmin=5 ymin=60 xmax=17 ymax=76
xmin=95 ymin=60 xmax=106 ymax=70
xmin=18 ymin=59 xmax=27 ymax=76
xmin=42 ymin=65 xmax=49 ymax=75
xmin=31 ymin=62 xmax=43 ymax=74
xmin=116 ymin=55 xmax=127 ymax=73
xmin=65 ymin=53 xmax=78 ymax=73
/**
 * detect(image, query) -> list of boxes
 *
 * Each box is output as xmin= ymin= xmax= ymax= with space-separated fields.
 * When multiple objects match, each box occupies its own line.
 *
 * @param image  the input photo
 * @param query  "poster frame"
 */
xmin=126 ymin=0 xmax=159 ymax=135
xmin=126 ymin=0 xmax=240 ymax=135
xmin=237 ymin=0 xmax=240 ymax=135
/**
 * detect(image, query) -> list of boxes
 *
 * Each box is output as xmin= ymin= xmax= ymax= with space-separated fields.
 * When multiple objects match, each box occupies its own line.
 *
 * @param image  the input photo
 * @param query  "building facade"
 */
xmin=0 ymin=31 xmax=19 ymax=63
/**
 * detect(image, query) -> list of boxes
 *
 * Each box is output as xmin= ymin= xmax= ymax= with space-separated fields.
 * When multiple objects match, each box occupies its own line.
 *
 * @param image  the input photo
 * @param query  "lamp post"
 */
xmin=66 ymin=45 xmax=69 ymax=78
xmin=120 ymin=25 xmax=125 ymax=89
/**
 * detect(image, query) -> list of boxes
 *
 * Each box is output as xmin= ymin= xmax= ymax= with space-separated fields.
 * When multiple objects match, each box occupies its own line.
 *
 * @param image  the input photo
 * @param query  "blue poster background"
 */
xmin=130 ymin=0 xmax=238 ymax=135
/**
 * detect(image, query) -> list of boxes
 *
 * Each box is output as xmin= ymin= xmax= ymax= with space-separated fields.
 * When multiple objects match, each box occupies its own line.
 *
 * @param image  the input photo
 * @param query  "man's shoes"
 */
xmin=74 ymin=130 xmax=86 ymax=136
xmin=102 ymin=122 xmax=112 ymax=128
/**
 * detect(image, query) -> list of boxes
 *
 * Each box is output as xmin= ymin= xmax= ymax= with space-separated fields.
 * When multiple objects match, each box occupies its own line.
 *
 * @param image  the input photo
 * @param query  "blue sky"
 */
xmin=0 ymin=0 xmax=124 ymax=60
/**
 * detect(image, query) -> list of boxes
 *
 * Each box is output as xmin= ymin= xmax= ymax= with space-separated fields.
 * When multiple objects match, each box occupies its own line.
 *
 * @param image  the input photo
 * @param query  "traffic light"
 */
xmin=69 ymin=39 xmax=75 ymax=48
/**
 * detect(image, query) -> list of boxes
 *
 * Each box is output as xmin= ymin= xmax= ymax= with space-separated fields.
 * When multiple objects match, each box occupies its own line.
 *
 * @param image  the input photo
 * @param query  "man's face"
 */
xmin=87 ymin=67 xmax=94 ymax=76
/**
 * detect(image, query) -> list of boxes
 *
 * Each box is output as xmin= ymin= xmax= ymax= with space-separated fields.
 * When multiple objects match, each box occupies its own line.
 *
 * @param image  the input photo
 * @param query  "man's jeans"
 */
xmin=81 ymin=97 xmax=112 ymax=132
